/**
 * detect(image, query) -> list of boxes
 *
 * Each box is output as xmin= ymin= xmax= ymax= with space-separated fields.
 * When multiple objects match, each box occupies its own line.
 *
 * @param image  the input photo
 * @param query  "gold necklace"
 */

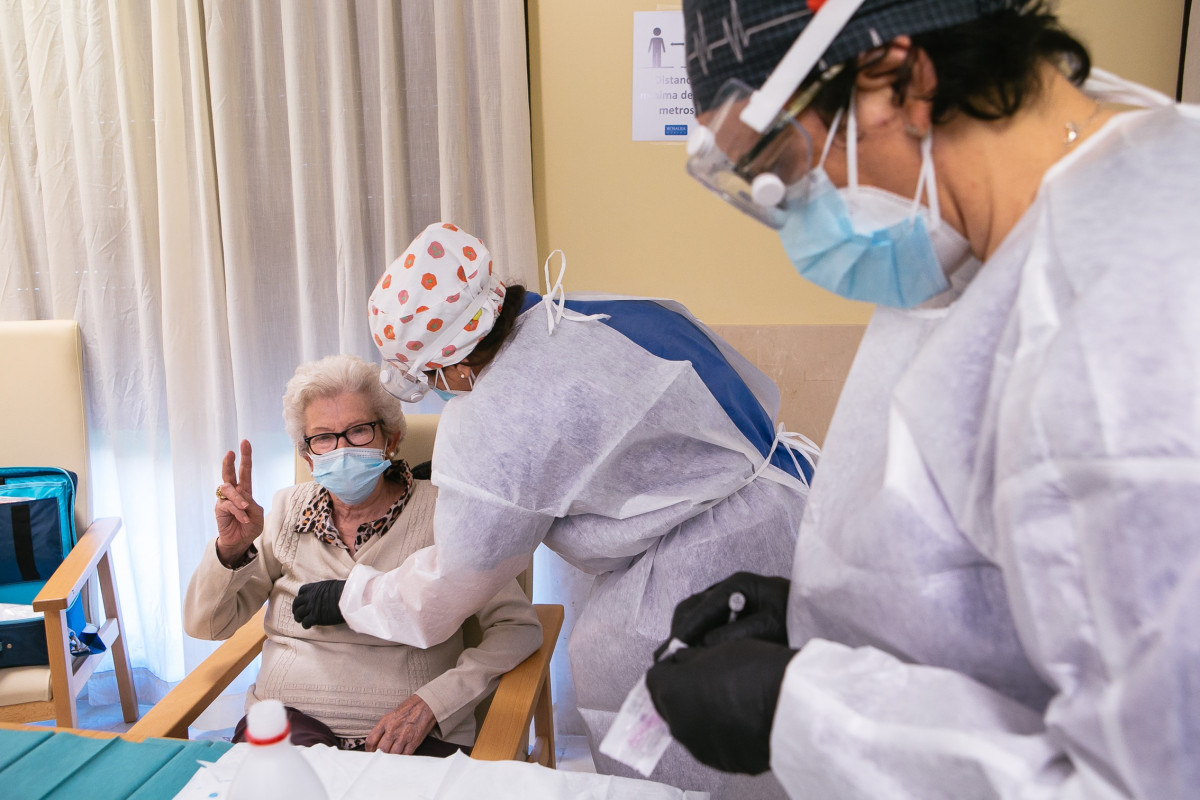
xmin=1063 ymin=102 xmax=1104 ymax=152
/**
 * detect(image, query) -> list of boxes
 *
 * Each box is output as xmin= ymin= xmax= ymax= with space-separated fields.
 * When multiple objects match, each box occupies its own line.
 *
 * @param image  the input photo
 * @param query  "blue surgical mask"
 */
xmin=309 ymin=447 xmax=391 ymax=505
xmin=778 ymin=99 xmax=970 ymax=308
xmin=430 ymin=366 xmax=475 ymax=402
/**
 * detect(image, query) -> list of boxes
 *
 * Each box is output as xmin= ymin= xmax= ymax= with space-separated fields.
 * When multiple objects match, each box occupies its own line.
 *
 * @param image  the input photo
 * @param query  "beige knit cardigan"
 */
xmin=184 ymin=480 xmax=542 ymax=743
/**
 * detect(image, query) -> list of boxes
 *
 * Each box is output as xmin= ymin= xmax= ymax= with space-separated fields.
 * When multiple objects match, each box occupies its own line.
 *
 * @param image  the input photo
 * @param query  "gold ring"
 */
xmin=216 ymin=486 xmax=227 ymax=501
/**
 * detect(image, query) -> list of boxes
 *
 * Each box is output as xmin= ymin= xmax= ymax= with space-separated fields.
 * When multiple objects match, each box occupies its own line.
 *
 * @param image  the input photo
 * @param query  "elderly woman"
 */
xmin=294 ymin=223 xmax=817 ymax=797
xmin=184 ymin=353 xmax=541 ymax=756
xmin=640 ymin=2 xmax=1200 ymax=799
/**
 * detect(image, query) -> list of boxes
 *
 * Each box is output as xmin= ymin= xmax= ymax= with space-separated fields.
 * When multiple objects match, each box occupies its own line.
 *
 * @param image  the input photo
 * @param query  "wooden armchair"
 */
xmin=0 ymin=321 xmax=137 ymax=729
xmin=129 ymin=412 xmax=563 ymax=765
xmin=127 ymin=604 xmax=563 ymax=765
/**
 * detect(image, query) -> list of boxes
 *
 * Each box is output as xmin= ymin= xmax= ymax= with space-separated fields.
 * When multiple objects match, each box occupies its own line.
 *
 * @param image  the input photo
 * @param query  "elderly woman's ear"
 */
xmin=386 ymin=430 xmax=403 ymax=458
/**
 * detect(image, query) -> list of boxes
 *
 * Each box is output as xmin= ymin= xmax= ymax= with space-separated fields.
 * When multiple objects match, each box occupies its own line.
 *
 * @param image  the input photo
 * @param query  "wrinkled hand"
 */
xmin=215 ymin=440 xmax=265 ymax=564
xmin=646 ymin=638 xmax=795 ymax=775
xmin=292 ymin=579 xmax=346 ymax=628
xmin=366 ymin=694 xmax=437 ymax=755
xmin=655 ymin=572 xmax=791 ymax=660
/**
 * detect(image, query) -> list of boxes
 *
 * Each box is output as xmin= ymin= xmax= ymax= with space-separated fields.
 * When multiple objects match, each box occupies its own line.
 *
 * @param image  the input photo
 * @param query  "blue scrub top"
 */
xmin=520 ymin=293 xmax=811 ymax=484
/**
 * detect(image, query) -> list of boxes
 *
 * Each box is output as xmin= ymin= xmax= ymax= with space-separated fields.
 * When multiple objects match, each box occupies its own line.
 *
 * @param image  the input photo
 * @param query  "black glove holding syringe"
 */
xmin=599 ymin=577 xmax=767 ymax=776
xmin=642 ymin=572 xmax=798 ymax=776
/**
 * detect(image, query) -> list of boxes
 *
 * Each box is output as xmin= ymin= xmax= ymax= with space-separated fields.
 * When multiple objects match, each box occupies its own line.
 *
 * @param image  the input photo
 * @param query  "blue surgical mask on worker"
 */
xmin=309 ymin=447 xmax=391 ymax=505
xmin=429 ymin=366 xmax=475 ymax=402
xmin=778 ymin=95 xmax=970 ymax=308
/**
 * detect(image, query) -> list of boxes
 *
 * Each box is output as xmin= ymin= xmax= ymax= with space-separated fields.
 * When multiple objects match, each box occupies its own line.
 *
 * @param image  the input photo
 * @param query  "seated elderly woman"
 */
xmin=184 ymin=353 xmax=541 ymax=755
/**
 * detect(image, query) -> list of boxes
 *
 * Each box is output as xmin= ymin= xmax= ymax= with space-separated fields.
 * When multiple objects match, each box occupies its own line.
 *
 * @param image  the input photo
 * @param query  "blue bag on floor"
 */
xmin=0 ymin=467 xmax=105 ymax=667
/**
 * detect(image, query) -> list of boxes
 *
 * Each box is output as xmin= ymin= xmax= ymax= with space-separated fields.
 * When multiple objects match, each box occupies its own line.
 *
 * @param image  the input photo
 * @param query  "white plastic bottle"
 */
xmin=228 ymin=699 xmax=329 ymax=800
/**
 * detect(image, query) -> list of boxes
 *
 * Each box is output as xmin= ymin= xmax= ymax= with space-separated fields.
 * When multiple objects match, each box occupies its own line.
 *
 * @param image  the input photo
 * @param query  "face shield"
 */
xmin=685 ymin=0 xmax=865 ymax=226
xmin=686 ymin=67 xmax=842 ymax=229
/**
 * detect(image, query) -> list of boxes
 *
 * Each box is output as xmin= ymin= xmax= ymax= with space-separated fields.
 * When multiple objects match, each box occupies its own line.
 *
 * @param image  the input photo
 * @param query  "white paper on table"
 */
xmin=175 ymin=745 xmax=710 ymax=800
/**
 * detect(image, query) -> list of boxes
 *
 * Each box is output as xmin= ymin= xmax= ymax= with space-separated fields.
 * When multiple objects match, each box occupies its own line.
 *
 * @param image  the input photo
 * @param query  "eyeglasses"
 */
xmin=685 ymin=65 xmax=844 ymax=228
xmin=303 ymin=420 xmax=384 ymax=455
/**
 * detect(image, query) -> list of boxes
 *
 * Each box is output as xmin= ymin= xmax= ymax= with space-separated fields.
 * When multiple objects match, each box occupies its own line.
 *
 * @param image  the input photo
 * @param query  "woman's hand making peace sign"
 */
xmin=214 ymin=439 xmax=265 ymax=565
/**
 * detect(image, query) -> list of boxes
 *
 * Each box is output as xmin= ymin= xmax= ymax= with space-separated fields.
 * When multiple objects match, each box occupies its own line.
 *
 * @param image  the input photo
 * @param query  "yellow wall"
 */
xmin=526 ymin=1 xmax=1184 ymax=325
xmin=1058 ymin=0 xmax=1185 ymax=93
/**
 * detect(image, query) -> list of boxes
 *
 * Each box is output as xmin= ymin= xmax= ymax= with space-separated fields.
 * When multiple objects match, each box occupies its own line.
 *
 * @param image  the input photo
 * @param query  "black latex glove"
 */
xmin=647 ymin=637 xmax=795 ymax=775
xmin=292 ymin=579 xmax=346 ymax=628
xmin=654 ymin=571 xmax=790 ymax=660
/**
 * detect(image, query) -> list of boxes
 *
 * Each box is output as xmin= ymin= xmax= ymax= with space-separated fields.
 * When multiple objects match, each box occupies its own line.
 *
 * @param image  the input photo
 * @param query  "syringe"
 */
xmin=727 ymin=591 xmax=746 ymax=623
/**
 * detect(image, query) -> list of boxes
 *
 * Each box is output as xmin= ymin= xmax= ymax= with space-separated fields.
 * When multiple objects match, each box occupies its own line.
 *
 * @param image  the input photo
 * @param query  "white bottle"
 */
xmin=228 ymin=699 xmax=329 ymax=800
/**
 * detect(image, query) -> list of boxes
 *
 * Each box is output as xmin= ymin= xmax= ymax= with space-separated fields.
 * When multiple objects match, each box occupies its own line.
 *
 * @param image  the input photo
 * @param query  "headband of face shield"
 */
xmin=378 ymin=275 xmax=504 ymax=403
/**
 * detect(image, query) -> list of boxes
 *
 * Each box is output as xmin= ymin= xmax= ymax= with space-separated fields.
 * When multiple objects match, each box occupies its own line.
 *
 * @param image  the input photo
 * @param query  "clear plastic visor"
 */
xmin=686 ymin=66 xmax=842 ymax=229
xmin=686 ymin=80 xmax=814 ymax=229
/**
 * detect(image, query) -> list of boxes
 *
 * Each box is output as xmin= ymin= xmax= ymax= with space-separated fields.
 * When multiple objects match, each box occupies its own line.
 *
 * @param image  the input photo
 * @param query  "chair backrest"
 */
xmin=0 ymin=321 xmax=91 ymax=531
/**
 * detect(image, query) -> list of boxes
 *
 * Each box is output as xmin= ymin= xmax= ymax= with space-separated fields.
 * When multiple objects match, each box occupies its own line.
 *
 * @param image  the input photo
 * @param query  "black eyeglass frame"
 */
xmin=303 ymin=419 xmax=385 ymax=455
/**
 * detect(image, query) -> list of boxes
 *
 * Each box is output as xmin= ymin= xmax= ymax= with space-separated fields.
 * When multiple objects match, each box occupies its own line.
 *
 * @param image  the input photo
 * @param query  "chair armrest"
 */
xmin=127 ymin=606 xmax=268 ymax=740
xmin=471 ymin=603 xmax=564 ymax=761
xmin=31 ymin=517 xmax=123 ymax=613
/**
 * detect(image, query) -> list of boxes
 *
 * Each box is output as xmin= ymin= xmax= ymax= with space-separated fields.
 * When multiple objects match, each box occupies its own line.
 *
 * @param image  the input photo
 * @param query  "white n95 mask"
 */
xmin=779 ymin=98 xmax=971 ymax=308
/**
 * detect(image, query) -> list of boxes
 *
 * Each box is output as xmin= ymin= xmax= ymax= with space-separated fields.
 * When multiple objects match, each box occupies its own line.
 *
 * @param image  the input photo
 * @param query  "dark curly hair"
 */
xmin=811 ymin=1 xmax=1091 ymax=124
xmin=460 ymin=283 xmax=527 ymax=368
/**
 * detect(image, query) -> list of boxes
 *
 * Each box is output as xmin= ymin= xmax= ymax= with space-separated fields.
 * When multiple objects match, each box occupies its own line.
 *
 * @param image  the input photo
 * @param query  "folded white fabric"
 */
xmin=176 ymin=745 xmax=711 ymax=800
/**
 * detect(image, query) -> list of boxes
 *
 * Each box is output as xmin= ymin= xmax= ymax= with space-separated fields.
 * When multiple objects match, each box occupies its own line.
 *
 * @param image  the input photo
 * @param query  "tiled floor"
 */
xmin=554 ymin=734 xmax=596 ymax=772
xmin=57 ymin=701 xmax=597 ymax=772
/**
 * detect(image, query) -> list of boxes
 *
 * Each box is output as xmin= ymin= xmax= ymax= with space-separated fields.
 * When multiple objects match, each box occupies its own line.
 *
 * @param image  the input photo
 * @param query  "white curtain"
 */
xmin=0 ymin=0 xmax=537 ymax=698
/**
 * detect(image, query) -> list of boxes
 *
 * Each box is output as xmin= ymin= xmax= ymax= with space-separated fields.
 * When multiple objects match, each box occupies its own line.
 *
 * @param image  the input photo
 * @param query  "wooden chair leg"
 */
xmin=531 ymin=671 xmax=556 ymax=768
xmin=44 ymin=609 xmax=78 ymax=728
xmin=98 ymin=551 xmax=138 ymax=722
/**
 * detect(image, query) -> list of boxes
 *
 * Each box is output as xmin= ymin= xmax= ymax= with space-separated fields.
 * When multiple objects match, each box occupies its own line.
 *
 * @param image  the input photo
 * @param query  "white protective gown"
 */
xmin=343 ymin=296 xmax=812 ymax=799
xmin=770 ymin=102 xmax=1200 ymax=799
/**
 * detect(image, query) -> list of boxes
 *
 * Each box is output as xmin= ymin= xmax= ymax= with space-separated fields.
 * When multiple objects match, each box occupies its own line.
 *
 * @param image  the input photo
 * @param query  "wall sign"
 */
xmin=632 ymin=11 xmax=693 ymax=142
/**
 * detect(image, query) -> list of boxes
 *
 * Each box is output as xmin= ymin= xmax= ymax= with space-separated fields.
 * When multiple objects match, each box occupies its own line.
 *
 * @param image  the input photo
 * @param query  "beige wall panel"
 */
xmin=1181 ymin=6 xmax=1199 ymax=102
xmin=712 ymin=324 xmax=867 ymax=446
xmin=1057 ymin=0 xmax=1184 ymax=96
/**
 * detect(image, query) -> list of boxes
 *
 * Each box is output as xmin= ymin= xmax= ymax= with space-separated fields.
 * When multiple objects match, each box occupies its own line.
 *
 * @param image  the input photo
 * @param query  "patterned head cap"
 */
xmin=368 ymin=223 xmax=506 ymax=372
xmin=683 ymin=0 xmax=1016 ymax=114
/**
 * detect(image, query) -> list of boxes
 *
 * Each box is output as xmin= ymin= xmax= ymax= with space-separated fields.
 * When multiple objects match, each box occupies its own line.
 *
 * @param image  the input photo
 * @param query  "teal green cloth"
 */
xmin=0 ymin=728 xmax=231 ymax=799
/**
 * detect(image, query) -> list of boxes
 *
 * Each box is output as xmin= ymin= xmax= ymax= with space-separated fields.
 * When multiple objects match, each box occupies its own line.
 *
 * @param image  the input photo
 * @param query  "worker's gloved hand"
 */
xmin=655 ymin=572 xmax=790 ymax=659
xmin=292 ymin=579 xmax=346 ymax=628
xmin=646 ymin=637 xmax=795 ymax=775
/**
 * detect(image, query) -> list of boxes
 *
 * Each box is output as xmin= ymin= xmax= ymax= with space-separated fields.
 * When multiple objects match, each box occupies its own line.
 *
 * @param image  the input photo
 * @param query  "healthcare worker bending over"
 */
xmin=293 ymin=222 xmax=817 ymax=799
xmin=643 ymin=1 xmax=1200 ymax=799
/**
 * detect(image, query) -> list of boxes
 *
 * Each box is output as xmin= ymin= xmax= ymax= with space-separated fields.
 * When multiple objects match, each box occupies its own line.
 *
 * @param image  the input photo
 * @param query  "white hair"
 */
xmin=282 ymin=354 xmax=407 ymax=452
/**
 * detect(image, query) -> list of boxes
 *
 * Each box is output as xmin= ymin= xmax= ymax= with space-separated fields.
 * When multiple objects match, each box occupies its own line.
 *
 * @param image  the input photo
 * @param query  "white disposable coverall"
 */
xmin=343 ymin=298 xmax=811 ymax=799
xmin=770 ymin=103 xmax=1200 ymax=799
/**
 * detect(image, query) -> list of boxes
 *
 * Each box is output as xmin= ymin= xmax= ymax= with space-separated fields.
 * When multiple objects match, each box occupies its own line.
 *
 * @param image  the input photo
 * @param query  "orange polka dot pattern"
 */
xmin=368 ymin=222 xmax=507 ymax=371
